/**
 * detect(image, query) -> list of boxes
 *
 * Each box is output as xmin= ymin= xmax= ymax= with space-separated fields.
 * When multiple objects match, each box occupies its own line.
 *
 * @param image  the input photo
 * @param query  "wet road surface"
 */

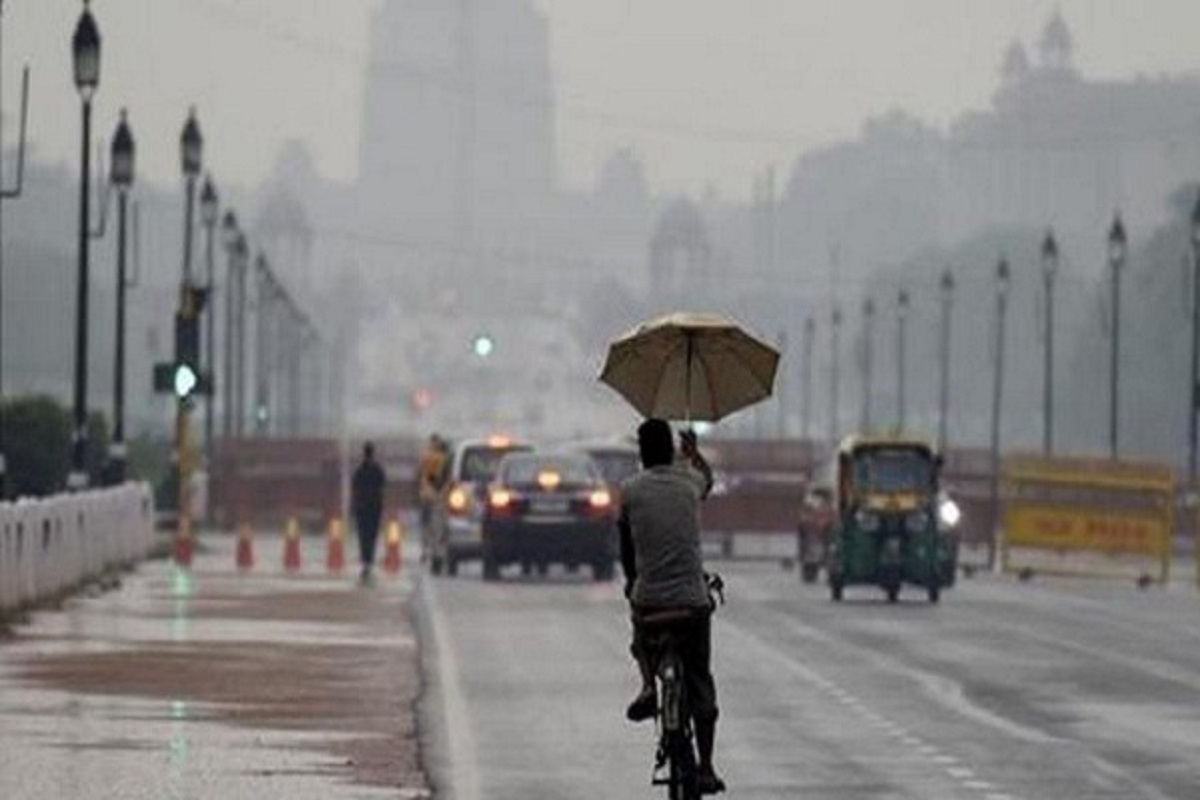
xmin=419 ymin=559 xmax=1200 ymax=800
xmin=0 ymin=535 xmax=429 ymax=800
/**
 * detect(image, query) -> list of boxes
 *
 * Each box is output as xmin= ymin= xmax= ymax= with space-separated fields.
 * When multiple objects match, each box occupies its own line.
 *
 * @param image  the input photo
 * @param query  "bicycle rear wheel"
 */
xmin=666 ymin=730 xmax=699 ymax=800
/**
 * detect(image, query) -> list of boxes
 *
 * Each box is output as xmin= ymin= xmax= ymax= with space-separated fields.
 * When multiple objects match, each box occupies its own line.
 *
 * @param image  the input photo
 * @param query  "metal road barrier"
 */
xmin=0 ymin=484 xmax=155 ymax=614
xmin=1000 ymin=455 xmax=1174 ymax=585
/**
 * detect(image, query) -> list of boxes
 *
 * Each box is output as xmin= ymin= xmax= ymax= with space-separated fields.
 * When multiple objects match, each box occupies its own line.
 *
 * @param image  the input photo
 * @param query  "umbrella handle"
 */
xmin=685 ymin=332 xmax=693 ymax=424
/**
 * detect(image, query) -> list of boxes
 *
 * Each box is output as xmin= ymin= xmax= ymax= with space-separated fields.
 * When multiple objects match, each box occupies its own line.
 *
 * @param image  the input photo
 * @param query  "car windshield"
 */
xmin=853 ymin=448 xmax=934 ymax=494
xmin=460 ymin=445 xmax=531 ymax=483
xmin=587 ymin=450 xmax=640 ymax=485
xmin=501 ymin=455 xmax=597 ymax=488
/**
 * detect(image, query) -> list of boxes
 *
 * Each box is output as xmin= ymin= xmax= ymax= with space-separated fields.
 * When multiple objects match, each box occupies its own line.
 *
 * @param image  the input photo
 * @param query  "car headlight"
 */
xmin=905 ymin=510 xmax=931 ymax=533
xmin=854 ymin=509 xmax=881 ymax=532
xmin=938 ymin=498 xmax=961 ymax=529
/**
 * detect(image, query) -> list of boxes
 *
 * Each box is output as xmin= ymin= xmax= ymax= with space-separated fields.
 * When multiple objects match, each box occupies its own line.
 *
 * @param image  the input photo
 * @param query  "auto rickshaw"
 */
xmin=826 ymin=435 xmax=956 ymax=603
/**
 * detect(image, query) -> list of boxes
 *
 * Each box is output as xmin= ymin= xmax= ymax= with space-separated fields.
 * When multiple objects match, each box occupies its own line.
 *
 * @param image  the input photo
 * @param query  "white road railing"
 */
xmin=0 ymin=483 xmax=155 ymax=614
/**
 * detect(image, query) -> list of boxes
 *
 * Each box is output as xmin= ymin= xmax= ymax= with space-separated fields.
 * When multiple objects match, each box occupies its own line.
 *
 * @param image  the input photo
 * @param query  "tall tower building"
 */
xmin=358 ymin=0 xmax=557 ymax=244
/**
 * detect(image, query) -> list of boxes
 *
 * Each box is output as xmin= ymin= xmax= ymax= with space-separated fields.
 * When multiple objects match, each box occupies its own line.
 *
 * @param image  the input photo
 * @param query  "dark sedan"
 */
xmin=481 ymin=453 xmax=617 ymax=582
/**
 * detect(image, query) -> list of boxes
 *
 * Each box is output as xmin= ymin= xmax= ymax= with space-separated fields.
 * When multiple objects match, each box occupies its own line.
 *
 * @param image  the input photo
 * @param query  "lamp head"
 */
xmin=72 ymin=1 xmax=101 ymax=99
xmin=200 ymin=175 xmax=219 ymax=227
xmin=221 ymin=210 xmax=239 ymax=249
xmin=1041 ymin=229 xmax=1059 ymax=277
xmin=110 ymin=109 xmax=135 ymax=188
xmin=1108 ymin=214 xmax=1127 ymax=265
xmin=180 ymin=107 xmax=203 ymax=177
xmin=940 ymin=269 xmax=955 ymax=294
xmin=996 ymin=257 xmax=1011 ymax=296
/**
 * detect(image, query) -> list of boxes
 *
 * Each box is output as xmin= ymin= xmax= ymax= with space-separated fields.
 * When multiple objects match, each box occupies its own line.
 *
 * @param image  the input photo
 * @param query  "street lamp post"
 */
xmin=107 ymin=109 xmax=133 ymax=485
xmin=829 ymin=305 xmax=842 ymax=446
xmin=175 ymin=108 xmax=202 ymax=564
xmin=988 ymin=257 xmax=1011 ymax=571
xmin=1107 ymin=215 xmax=1127 ymax=460
xmin=220 ymin=211 xmax=239 ymax=440
xmin=801 ymin=316 xmax=814 ymax=442
xmin=233 ymin=232 xmax=248 ymax=438
xmin=861 ymin=298 xmax=874 ymax=432
xmin=254 ymin=254 xmax=273 ymax=436
xmin=1041 ymin=230 xmax=1059 ymax=455
xmin=896 ymin=288 xmax=909 ymax=432
xmin=937 ymin=270 xmax=955 ymax=453
xmin=68 ymin=1 xmax=100 ymax=491
xmin=199 ymin=176 xmax=218 ymax=481
xmin=1189 ymin=194 xmax=1200 ymax=491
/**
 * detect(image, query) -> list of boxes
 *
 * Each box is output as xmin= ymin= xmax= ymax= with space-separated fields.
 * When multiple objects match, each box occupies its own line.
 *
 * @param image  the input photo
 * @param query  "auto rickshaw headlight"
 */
xmin=905 ymin=510 xmax=931 ymax=533
xmin=854 ymin=509 xmax=881 ymax=532
xmin=938 ymin=498 xmax=962 ymax=529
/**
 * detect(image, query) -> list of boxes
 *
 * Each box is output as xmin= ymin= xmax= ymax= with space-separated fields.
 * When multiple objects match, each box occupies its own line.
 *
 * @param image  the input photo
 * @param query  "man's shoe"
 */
xmin=625 ymin=688 xmax=656 ymax=722
xmin=697 ymin=768 xmax=726 ymax=795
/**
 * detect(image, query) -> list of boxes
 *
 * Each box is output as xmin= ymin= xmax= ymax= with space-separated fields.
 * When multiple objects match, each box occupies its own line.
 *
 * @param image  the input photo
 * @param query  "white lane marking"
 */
xmin=721 ymin=622 xmax=1023 ymax=799
xmin=422 ymin=576 xmax=481 ymax=800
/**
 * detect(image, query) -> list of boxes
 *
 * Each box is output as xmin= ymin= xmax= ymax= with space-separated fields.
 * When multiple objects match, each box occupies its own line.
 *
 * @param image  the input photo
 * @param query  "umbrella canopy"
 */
xmin=599 ymin=312 xmax=781 ymax=421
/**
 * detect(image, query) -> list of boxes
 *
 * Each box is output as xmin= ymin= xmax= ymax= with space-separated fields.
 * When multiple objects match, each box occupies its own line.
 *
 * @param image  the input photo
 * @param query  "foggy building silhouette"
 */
xmin=358 ymin=0 xmax=556 ymax=246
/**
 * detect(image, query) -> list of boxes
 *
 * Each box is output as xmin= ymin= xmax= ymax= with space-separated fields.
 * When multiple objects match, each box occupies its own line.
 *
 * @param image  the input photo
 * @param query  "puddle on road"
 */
xmin=1 ymin=563 xmax=428 ymax=797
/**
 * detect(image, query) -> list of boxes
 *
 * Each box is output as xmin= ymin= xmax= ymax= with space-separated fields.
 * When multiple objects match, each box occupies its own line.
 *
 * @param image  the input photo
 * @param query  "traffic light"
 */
xmin=174 ymin=312 xmax=201 ymax=399
xmin=472 ymin=333 xmax=494 ymax=358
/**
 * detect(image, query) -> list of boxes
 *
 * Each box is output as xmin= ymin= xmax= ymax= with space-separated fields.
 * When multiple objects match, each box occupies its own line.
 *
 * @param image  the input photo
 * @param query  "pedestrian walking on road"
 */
xmin=352 ymin=442 xmax=387 ymax=585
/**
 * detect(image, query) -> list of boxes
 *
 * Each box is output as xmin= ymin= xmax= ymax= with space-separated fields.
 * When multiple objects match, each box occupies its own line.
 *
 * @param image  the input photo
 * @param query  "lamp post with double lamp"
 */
xmin=1041 ymin=229 xmax=1059 ymax=455
xmin=896 ymin=288 xmax=909 ymax=432
xmin=1189 ymin=193 xmax=1200 ymax=492
xmin=937 ymin=269 xmax=955 ymax=453
xmin=861 ymin=297 xmax=874 ymax=432
xmin=988 ymin=257 xmax=1011 ymax=571
xmin=175 ymin=108 xmax=202 ymax=565
xmin=1107 ymin=214 xmax=1127 ymax=460
xmin=199 ymin=175 xmax=218 ymax=478
xmin=68 ymin=1 xmax=100 ymax=490
xmin=107 ymin=110 xmax=134 ymax=484
xmin=220 ymin=211 xmax=239 ymax=440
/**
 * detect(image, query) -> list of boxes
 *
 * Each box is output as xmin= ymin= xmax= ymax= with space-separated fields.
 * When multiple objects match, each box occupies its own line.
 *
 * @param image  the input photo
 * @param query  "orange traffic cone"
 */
xmin=382 ymin=519 xmax=403 ymax=575
xmin=236 ymin=522 xmax=254 ymax=571
xmin=326 ymin=517 xmax=345 ymax=573
xmin=283 ymin=517 xmax=302 ymax=572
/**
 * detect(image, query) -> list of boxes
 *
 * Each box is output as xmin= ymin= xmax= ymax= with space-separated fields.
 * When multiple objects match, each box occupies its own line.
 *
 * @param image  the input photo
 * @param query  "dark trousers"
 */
xmin=631 ymin=605 xmax=719 ymax=723
xmin=356 ymin=511 xmax=382 ymax=566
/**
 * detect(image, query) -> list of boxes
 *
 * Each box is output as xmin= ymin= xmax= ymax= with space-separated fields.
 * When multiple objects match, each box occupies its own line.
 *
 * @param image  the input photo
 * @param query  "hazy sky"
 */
xmin=5 ymin=0 xmax=1200 ymax=201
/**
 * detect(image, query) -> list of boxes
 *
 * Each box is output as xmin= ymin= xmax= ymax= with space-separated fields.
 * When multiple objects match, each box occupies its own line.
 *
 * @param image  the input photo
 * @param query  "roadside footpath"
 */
xmin=0 ymin=533 xmax=430 ymax=799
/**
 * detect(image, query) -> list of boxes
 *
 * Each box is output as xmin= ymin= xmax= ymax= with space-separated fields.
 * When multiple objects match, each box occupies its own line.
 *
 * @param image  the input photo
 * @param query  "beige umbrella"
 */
xmin=599 ymin=312 xmax=781 ymax=421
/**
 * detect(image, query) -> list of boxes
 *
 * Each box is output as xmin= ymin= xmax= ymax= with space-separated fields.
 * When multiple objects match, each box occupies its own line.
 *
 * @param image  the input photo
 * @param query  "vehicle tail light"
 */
xmin=447 ymin=485 xmax=469 ymax=515
xmin=489 ymin=489 xmax=512 ymax=509
xmin=588 ymin=489 xmax=612 ymax=511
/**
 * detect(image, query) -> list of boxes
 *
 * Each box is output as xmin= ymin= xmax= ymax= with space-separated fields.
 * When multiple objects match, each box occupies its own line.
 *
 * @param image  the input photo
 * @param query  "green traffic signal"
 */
xmin=472 ymin=334 xmax=494 ymax=358
xmin=173 ymin=363 xmax=199 ymax=399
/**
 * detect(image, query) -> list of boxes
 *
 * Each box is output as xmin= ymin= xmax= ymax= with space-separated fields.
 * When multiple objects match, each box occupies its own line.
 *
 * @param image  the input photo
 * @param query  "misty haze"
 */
xmin=1 ymin=2 xmax=1199 ymax=799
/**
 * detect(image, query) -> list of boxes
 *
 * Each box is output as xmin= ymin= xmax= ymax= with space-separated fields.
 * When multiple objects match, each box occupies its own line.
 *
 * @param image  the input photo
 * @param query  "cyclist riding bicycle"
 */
xmin=618 ymin=418 xmax=726 ymax=795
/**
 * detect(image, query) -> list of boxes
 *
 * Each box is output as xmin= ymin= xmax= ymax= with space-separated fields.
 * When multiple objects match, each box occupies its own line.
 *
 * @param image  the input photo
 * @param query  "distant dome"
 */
xmin=652 ymin=197 xmax=709 ymax=252
xmin=1038 ymin=11 xmax=1074 ymax=72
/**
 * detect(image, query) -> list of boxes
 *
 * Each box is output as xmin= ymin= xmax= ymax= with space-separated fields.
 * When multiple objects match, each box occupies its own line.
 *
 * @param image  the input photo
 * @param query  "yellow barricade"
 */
xmin=1001 ymin=454 xmax=1174 ymax=584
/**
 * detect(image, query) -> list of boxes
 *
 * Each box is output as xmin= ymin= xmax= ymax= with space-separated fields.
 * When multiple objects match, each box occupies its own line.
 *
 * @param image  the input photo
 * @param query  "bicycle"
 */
xmin=641 ymin=573 xmax=725 ymax=800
